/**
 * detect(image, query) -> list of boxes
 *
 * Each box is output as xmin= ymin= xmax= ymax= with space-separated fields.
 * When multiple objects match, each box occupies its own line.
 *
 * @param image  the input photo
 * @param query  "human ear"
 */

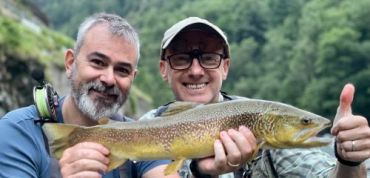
xmin=65 ymin=49 xmax=75 ymax=78
xmin=159 ymin=60 xmax=168 ymax=81
xmin=222 ymin=58 xmax=230 ymax=80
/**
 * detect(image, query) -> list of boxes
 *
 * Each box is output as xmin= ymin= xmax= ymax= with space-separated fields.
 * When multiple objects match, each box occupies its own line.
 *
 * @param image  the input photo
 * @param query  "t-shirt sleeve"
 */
xmin=0 ymin=116 xmax=49 ymax=178
xmin=135 ymin=159 xmax=172 ymax=177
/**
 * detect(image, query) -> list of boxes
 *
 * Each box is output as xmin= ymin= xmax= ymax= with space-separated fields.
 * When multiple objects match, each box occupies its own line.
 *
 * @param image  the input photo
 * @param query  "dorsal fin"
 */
xmin=160 ymin=101 xmax=202 ymax=117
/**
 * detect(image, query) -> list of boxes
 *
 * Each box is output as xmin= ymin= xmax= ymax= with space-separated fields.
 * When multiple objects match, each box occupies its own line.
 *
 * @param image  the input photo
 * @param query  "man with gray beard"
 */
xmin=0 ymin=13 xmax=179 ymax=178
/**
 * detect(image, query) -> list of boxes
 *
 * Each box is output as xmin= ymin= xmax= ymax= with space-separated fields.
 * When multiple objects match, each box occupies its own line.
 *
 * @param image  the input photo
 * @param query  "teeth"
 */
xmin=186 ymin=83 xmax=206 ymax=89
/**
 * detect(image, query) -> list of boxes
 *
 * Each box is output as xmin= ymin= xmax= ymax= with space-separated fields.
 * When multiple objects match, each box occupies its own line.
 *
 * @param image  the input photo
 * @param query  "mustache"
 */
xmin=83 ymin=81 xmax=121 ymax=96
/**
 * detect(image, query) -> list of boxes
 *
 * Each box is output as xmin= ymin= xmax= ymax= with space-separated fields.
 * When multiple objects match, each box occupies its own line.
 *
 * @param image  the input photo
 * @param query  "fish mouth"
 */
xmin=295 ymin=122 xmax=332 ymax=147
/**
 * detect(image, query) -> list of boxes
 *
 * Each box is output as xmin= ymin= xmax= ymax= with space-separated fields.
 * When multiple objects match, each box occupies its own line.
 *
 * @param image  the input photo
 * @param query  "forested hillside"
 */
xmin=31 ymin=0 xmax=370 ymax=119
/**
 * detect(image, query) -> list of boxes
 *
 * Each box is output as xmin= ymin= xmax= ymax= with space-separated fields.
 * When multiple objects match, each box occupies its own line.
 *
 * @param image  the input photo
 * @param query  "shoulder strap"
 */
xmin=33 ymin=118 xmax=51 ymax=155
xmin=220 ymin=91 xmax=237 ymax=101
xmin=41 ymin=128 xmax=50 ymax=154
xmin=266 ymin=150 xmax=279 ymax=178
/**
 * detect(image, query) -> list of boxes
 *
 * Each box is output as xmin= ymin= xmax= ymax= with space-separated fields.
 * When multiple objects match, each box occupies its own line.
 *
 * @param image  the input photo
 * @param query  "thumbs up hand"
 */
xmin=331 ymin=83 xmax=370 ymax=163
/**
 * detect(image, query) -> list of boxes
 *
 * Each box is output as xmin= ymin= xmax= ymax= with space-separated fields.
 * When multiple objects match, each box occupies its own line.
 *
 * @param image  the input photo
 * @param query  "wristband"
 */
xmin=334 ymin=141 xmax=362 ymax=167
xmin=189 ymin=160 xmax=212 ymax=178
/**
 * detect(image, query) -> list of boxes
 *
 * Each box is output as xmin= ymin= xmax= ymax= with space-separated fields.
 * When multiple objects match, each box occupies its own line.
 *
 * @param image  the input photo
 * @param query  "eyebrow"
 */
xmin=87 ymin=51 xmax=110 ymax=62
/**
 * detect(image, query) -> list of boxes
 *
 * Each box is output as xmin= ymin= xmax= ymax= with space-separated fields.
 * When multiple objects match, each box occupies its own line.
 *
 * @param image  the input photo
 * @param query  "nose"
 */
xmin=188 ymin=58 xmax=204 ymax=76
xmin=100 ymin=68 xmax=116 ymax=86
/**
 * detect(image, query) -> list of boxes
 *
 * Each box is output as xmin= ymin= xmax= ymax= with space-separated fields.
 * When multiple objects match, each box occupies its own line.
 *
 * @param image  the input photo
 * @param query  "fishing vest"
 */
xmin=153 ymin=91 xmax=279 ymax=178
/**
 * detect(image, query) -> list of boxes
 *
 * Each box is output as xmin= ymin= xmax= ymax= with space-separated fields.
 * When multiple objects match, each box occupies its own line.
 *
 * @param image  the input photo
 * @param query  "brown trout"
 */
xmin=42 ymin=98 xmax=332 ymax=175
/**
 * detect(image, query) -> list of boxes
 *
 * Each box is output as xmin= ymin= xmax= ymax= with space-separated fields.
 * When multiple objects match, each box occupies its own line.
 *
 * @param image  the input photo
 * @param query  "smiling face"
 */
xmin=160 ymin=30 xmax=230 ymax=104
xmin=65 ymin=23 xmax=138 ymax=120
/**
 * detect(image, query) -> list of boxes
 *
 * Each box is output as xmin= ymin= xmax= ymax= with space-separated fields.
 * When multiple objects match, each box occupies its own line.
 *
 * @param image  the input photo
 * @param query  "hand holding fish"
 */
xmin=194 ymin=126 xmax=257 ymax=176
xmin=331 ymin=84 xmax=370 ymax=165
xmin=59 ymin=142 xmax=110 ymax=178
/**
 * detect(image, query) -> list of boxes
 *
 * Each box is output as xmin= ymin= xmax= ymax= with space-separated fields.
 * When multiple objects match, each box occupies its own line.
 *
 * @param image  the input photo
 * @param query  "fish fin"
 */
xmin=253 ymin=141 xmax=266 ymax=159
xmin=160 ymin=102 xmax=201 ymax=117
xmin=42 ymin=123 xmax=79 ymax=159
xmin=164 ymin=158 xmax=186 ymax=175
xmin=98 ymin=117 xmax=110 ymax=125
xmin=107 ymin=154 xmax=127 ymax=171
xmin=256 ymin=140 xmax=266 ymax=149
xmin=98 ymin=117 xmax=119 ymax=125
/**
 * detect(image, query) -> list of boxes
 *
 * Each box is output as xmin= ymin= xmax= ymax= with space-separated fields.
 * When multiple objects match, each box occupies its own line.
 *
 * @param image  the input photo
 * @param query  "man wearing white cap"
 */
xmin=141 ymin=17 xmax=369 ymax=177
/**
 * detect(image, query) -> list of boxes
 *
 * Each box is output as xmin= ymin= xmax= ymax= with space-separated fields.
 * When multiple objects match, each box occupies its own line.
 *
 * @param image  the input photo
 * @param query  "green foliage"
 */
xmin=31 ymin=0 xmax=370 ymax=119
xmin=0 ymin=16 xmax=73 ymax=65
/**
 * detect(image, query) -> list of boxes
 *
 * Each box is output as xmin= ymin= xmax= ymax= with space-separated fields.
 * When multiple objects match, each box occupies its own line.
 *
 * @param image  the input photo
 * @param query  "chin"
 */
xmin=183 ymin=95 xmax=212 ymax=104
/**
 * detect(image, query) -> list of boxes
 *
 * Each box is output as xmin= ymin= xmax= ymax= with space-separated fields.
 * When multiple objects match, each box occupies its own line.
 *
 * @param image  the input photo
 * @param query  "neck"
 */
xmin=62 ymin=96 xmax=99 ymax=126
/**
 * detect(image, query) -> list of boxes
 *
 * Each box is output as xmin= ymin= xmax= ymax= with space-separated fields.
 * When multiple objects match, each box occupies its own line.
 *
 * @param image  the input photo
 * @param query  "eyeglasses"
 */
xmin=165 ymin=49 xmax=225 ymax=70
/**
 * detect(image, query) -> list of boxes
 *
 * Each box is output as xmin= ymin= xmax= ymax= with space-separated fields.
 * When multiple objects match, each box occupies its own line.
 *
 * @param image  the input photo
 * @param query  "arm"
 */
xmin=0 ymin=117 xmax=48 ymax=178
xmin=143 ymin=164 xmax=180 ymax=178
xmin=330 ymin=84 xmax=369 ymax=178
xmin=191 ymin=126 xmax=257 ymax=177
xmin=330 ymin=163 xmax=366 ymax=178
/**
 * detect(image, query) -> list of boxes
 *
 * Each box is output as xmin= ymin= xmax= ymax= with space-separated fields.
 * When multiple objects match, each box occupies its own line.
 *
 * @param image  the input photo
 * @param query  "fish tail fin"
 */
xmin=42 ymin=123 xmax=79 ymax=159
xmin=164 ymin=158 xmax=186 ymax=175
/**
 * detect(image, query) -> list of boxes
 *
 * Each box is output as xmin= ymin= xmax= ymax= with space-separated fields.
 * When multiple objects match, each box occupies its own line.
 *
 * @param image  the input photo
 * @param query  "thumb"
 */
xmin=331 ymin=83 xmax=354 ymax=133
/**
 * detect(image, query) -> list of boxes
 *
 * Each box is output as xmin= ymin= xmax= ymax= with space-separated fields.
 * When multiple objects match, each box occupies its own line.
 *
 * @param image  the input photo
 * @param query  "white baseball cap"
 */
xmin=160 ymin=17 xmax=230 ymax=59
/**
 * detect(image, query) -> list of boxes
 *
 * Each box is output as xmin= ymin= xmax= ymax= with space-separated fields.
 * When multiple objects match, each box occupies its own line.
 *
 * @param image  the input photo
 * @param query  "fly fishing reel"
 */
xmin=32 ymin=69 xmax=59 ymax=123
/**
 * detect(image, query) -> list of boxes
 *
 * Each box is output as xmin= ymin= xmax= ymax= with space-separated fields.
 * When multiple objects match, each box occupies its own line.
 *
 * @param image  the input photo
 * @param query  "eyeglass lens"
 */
xmin=168 ymin=50 xmax=223 ymax=70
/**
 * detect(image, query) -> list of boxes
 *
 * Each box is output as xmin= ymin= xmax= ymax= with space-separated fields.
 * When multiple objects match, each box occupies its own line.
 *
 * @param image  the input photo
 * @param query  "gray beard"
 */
xmin=69 ymin=75 xmax=127 ymax=121
xmin=74 ymin=89 xmax=123 ymax=121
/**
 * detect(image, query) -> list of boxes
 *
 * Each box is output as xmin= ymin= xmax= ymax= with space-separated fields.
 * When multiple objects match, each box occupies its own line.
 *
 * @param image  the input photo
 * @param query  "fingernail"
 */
xmin=215 ymin=139 xmax=222 ymax=145
xmin=239 ymin=126 xmax=247 ymax=132
xmin=103 ymin=148 xmax=110 ymax=155
xmin=220 ymin=131 xmax=227 ymax=138
xmin=331 ymin=128 xmax=337 ymax=135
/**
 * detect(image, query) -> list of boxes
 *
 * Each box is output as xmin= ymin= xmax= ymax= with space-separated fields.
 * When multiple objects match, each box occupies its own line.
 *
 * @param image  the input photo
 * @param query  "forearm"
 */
xmin=189 ymin=160 xmax=217 ymax=178
xmin=330 ymin=162 xmax=367 ymax=178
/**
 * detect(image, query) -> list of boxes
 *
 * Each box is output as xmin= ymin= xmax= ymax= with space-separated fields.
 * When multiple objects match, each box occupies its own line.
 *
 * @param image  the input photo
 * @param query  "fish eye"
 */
xmin=301 ymin=117 xmax=312 ymax=125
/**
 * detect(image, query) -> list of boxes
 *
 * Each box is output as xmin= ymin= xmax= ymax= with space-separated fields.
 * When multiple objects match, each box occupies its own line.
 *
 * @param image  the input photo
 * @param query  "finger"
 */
xmin=339 ymin=148 xmax=369 ymax=162
xmin=340 ymin=139 xmax=370 ymax=153
xmin=231 ymin=126 xmax=256 ymax=162
xmin=61 ymin=159 xmax=108 ymax=177
xmin=66 ymin=171 xmax=103 ymax=178
xmin=239 ymin=126 xmax=257 ymax=151
xmin=213 ymin=139 xmax=227 ymax=170
xmin=220 ymin=130 xmax=241 ymax=167
xmin=331 ymin=84 xmax=355 ymax=134
xmin=60 ymin=148 xmax=110 ymax=166
xmin=76 ymin=142 xmax=110 ymax=155
xmin=335 ymin=117 xmax=370 ymax=142
xmin=60 ymin=143 xmax=110 ymax=166
xmin=334 ymin=83 xmax=354 ymax=123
